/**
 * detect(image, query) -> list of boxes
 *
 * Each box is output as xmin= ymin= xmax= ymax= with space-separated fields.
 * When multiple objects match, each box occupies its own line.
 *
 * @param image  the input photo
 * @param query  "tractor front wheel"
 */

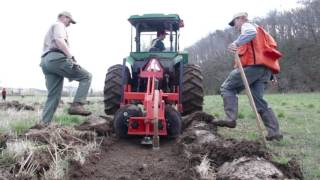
xmin=113 ymin=105 xmax=142 ymax=138
xmin=165 ymin=105 xmax=182 ymax=138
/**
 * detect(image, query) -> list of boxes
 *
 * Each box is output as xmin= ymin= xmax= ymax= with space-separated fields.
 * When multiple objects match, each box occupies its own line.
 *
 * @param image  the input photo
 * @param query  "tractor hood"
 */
xmin=126 ymin=52 xmax=188 ymax=65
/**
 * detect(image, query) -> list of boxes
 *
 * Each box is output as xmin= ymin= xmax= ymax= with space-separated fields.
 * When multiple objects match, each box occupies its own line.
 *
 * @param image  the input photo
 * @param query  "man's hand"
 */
xmin=270 ymin=75 xmax=278 ymax=86
xmin=68 ymin=56 xmax=81 ymax=70
xmin=55 ymin=38 xmax=73 ymax=58
xmin=228 ymin=43 xmax=238 ymax=53
xmin=71 ymin=56 xmax=77 ymax=62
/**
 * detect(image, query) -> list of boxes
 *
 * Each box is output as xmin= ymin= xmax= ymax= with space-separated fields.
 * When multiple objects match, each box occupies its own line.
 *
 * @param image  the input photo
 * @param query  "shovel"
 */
xmin=234 ymin=53 xmax=267 ymax=147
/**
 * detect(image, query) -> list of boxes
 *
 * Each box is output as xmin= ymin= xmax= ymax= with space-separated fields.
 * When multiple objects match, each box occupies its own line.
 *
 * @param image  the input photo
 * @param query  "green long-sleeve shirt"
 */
xmin=149 ymin=38 xmax=165 ymax=52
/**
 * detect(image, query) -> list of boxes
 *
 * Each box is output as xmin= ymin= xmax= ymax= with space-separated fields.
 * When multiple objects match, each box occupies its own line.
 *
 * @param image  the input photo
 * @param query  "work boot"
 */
xmin=30 ymin=122 xmax=49 ymax=130
xmin=212 ymin=96 xmax=238 ymax=128
xmin=265 ymin=134 xmax=283 ymax=141
xmin=259 ymin=108 xmax=283 ymax=141
xmin=68 ymin=102 xmax=92 ymax=116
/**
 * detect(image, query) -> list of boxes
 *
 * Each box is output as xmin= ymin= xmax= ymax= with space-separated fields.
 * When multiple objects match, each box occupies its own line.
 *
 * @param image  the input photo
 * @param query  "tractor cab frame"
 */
xmin=129 ymin=14 xmax=184 ymax=53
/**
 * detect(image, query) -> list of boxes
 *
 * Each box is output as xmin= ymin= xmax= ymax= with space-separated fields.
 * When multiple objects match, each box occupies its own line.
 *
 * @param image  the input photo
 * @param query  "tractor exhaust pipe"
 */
xmin=152 ymin=90 xmax=160 ymax=150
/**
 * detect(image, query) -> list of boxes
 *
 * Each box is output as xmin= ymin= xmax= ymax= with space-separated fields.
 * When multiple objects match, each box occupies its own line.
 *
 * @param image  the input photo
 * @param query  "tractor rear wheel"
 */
xmin=113 ymin=105 xmax=142 ymax=138
xmin=182 ymin=64 xmax=204 ymax=116
xmin=103 ymin=64 xmax=129 ymax=115
xmin=165 ymin=105 xmax=182 ymax=138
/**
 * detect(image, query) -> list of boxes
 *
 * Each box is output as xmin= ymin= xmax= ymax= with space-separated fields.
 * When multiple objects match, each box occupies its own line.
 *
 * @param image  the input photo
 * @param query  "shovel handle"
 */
xmin=234 ymin=53 xmax=267 ymax=147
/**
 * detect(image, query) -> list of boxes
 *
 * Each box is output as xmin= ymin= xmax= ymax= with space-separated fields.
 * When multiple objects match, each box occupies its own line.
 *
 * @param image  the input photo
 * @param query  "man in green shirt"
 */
xmin=38 ymin=11 xmax=92 ymax=127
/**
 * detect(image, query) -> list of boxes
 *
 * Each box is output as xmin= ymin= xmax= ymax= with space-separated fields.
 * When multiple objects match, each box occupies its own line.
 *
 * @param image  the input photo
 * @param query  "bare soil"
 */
xmin=67 ymin=112 xmax=303 ymax=180
xmin=68 ymin=137 xmax=195 ymax=180
xmin=75 ymin=115 xmax=114 ymax=136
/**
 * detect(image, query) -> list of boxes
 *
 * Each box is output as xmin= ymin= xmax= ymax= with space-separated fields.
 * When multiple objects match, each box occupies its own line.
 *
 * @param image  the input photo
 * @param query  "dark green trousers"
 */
xmin=220 ymin=65 xmax=280 ymax=136
xmin=40 ymin=52 xmax=92 ymax=124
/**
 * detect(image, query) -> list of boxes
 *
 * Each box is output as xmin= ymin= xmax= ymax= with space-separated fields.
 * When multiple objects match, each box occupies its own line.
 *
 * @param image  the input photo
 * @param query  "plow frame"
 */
xmin=121 ymin=59 xmax=181 ymax=136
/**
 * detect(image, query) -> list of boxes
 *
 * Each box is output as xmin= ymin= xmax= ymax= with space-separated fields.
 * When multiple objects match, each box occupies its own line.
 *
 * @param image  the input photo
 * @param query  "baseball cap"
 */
xmin=228 ymin=12 xmax=248 ymax=26
xmin=157 ymin=30 xmax=169 ymax=36
xmin=58 ymin=11 xmax=76 ymax=24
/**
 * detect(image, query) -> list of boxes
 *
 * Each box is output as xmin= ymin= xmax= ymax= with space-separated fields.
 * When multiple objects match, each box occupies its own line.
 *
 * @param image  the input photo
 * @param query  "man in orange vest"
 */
xmin=212 ymin=12 xmax=283 ymax=141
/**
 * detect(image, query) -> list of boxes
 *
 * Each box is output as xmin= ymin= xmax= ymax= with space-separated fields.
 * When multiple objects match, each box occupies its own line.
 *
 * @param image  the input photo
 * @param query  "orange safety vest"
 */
xmin=236 ymin=26 xmax=282 ymax=74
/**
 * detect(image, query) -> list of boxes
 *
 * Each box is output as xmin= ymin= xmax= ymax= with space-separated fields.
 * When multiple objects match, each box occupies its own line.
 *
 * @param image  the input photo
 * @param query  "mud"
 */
xmin=68 ymin=137 xmax=196 ymax=180
xmin=67 ymin=112 xmax=217 ymax=180
xmin=67 ymin=111 xmax=303 ymax=180
xmin=0 ymin=101 xmax=35 ymax=111
xmin=75 ymin=115 xmax=114 ymax=136
xmin=272 ymin=158 xmax=303 ymax=179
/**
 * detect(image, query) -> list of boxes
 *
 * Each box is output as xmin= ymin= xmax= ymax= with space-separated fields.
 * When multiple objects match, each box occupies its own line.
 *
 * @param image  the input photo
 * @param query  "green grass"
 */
xmin=0 ymin=96 xmax=103 ymax=134
xmin=277 ymin=112 xmax=285 ymax=118
xmin=238 ymin=112 xmax=245 ymax=119
xmin=272 ymin=156 xmax=290 ymax=165
xmin=204 ymin=93 xmax=320 ymax=179
xmin=54 ymin=114 xmax=85 ymax=126
xmin=9 ymin=122 xmax=32 ymax=135
xmin=0 ymin=96 xmax=102 ymax=179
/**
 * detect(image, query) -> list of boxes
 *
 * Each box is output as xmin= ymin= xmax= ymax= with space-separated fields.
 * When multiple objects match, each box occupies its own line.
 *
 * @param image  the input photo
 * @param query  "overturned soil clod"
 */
xmin=272 ymin=158 xmax=303 ymax=179
xmin=217 ymin=156 xmax=284 ymax=179
xmin=75 ymin=115 xmax=114 ymax=136
xmin=0 ymin=100 xmax=35 ymax=111
xmin=25 ymin=125 xmax=96 ymax=145
xmin=2 ymin=125 xmax=99 ymax=179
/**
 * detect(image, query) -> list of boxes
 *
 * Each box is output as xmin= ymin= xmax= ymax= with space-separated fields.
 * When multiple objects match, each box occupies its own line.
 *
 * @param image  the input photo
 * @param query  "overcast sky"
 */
xmin=0 ymin=0 xmax=300 ymax=91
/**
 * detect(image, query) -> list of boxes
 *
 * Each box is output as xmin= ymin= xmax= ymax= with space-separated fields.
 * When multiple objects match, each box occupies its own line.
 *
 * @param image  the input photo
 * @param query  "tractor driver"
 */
xmin=149 ymin=30 xmax=168 ymax=52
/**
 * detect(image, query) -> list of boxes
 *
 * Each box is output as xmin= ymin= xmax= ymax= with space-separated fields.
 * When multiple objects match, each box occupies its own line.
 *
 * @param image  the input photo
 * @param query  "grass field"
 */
xmin=205 ymin=93 xmax=320 ymax=179
xmin=0 ymin=93 xmax=319 ymax=179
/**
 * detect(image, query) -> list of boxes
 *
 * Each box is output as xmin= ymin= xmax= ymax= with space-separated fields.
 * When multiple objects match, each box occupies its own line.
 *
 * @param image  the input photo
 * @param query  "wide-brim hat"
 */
xmin=59 ymin=11 xmax=76 ymax=24
xmin=229 ymin=12 xmax=248 ymax=26
xmin=157 ymin=30 xmax=169 ymax=36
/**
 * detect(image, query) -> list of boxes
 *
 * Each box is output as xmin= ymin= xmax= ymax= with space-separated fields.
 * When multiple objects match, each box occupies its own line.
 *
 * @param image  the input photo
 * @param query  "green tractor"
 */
xmin=103 ymin=14 xmax=204 ymax=143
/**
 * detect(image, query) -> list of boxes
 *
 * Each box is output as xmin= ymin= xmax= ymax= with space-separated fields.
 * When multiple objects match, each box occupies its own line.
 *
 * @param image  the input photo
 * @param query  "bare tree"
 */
xmin=186 ymin=0 xmax=320 ymax=94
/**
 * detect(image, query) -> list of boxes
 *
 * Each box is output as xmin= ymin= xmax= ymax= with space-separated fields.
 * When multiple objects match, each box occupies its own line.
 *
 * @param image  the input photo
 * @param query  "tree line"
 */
xmin=186 ymin=0 xmax=320 ymax=94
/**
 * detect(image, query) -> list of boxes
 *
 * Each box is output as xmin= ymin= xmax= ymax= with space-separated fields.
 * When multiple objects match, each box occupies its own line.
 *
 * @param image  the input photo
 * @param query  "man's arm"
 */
xmin=52 ymin=23 xmax=73 ymax=58
xmin=233 ymin=23 xmax=257 ymax=46
xmin=55 ymin=38 xmax=73 ymax=58
xmin=156 ymin=41 xmax=165 ymax=51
